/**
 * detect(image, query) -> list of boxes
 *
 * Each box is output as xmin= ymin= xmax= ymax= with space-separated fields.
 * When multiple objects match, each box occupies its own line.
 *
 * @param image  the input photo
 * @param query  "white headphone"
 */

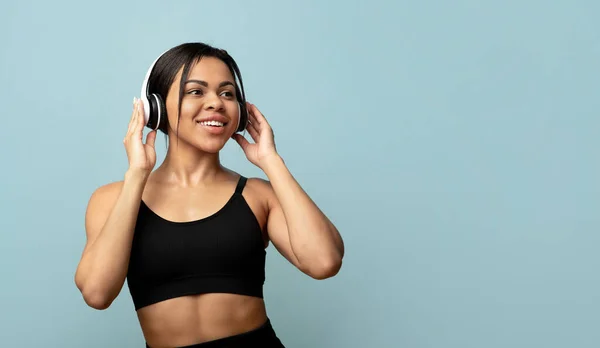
xmin=140 ymin=50 xmax=168 ymax=131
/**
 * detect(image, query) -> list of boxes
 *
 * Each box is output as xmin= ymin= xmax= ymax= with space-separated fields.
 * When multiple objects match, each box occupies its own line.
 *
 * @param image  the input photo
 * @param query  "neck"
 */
xmin=155 ymin=139 xmax=225 ymax=187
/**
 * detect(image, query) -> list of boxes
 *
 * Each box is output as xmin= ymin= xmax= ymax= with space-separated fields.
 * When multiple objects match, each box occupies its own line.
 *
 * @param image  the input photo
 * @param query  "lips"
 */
xmin=194 ymin=114 xmax=230 ymax=135
xmin=194 ymin=114 xmax=229 ymax=126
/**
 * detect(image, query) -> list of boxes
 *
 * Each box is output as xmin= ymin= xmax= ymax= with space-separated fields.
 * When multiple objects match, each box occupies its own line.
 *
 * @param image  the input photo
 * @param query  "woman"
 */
xmin=74 ymin=42 xmax=344 ymax=347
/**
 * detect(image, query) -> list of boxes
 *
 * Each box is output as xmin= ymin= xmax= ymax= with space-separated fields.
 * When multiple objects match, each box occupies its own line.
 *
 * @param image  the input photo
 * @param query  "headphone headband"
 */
xmin=140 ymin=50 xmax=169 ymax=130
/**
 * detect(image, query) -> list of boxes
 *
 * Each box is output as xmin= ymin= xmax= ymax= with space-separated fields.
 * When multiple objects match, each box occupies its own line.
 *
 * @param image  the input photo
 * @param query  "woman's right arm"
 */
xmin=74 ymin=98 xmax=157 ymax=310
xmin=74 ymin=169 xmax=148 ymax=309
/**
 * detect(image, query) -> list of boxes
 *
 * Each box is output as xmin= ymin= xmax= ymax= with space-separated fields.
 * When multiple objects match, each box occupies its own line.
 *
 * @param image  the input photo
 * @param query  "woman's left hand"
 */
xmin=232 ymin=102 xmax=280 ymax=169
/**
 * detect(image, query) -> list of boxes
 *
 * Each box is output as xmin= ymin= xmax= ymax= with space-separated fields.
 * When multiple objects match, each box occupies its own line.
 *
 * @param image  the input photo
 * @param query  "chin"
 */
xmin=174 ymin=125 xmax=234 ymax=153
xmin=190 ymin=138 xmax=230 ymax=154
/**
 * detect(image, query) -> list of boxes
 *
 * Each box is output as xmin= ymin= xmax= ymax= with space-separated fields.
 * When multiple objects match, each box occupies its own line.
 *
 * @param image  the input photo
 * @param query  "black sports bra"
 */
xmin=126 ymin=176 xmax=266 ymax=310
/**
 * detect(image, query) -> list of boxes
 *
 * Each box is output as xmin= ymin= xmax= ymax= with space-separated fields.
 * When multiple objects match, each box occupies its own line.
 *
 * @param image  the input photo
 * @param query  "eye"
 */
xmin=220 ymin=91 xmax=235 ymax=98
xmin=187 ymin=89 xmax=203 ymax=95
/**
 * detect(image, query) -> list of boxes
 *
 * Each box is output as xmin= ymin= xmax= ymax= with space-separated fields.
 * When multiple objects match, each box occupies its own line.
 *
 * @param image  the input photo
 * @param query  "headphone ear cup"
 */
xmin=155 ymin=94 xmax=167 ymax=130
xmin=147 ymin=93 xmax=166 ymax=130
xmin=237 ymin=102 xmax=247 ymax=132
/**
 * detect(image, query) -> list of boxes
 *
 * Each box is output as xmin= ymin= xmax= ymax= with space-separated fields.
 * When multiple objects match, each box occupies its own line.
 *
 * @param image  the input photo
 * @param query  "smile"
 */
xmin=196 ymin=120 xmax=226 ymax=127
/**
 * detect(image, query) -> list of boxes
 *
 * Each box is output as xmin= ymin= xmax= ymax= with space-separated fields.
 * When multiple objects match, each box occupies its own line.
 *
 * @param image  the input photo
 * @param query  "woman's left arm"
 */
xmin=233 ymin=103 xmax=344 ymax=279
xmin=262 ymin=154 xmax=344 ymax=279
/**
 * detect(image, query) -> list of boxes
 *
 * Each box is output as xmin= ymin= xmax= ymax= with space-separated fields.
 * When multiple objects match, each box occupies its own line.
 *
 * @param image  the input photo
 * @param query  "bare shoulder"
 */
xmin=87 ymin=181 xmax=123 ymax=213
xmin=245 ymin=176 xmax=272 ymax=190
xmin=84 ymin=181 xmax=124 ymax=243
xmin=240 ymin=177 xmax=276 ymax=234
xmin=244 ymin=177 xmax=276 ymax=204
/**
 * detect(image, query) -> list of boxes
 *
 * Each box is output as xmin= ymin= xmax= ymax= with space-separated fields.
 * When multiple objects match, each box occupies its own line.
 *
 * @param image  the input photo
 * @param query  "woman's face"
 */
xmin=165 ymin=56 xmax=240 ymax=153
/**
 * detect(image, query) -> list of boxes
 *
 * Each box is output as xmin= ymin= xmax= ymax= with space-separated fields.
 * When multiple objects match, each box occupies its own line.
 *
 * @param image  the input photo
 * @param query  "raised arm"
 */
xmin=74 ymin=171 xmax=147 ymax=309
xmin=232 ymin=102 xmax=344 ymax=279
xmin=74 ymin=98 xmax=157 ymax=309
xmin=260 ymin=159 xmax=344 ymax=279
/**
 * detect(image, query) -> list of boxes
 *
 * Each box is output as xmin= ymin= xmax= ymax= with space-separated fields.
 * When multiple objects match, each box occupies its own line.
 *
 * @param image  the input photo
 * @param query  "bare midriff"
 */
xmin=138 ymin=293 xmax=268 ymax=347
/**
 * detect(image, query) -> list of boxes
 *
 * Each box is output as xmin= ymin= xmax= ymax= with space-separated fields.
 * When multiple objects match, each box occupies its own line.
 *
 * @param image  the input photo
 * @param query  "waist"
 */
xmin=139 ymin=293 xmax=268 ymax=347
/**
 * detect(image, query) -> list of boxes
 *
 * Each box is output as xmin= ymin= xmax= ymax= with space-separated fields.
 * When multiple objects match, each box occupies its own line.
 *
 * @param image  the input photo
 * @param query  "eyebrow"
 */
xmin=184 ymin=79 xmax=235 ymax=88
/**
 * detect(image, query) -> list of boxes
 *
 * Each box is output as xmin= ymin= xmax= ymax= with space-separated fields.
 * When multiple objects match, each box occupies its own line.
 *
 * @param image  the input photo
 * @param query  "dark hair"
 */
xmin=147 ymin=42 xmax=248 ymax=137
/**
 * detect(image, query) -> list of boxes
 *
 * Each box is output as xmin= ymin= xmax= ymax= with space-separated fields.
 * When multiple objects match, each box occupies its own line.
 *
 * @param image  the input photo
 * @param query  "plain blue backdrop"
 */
xmin=1 ymin=0 xmax=599 ymax=347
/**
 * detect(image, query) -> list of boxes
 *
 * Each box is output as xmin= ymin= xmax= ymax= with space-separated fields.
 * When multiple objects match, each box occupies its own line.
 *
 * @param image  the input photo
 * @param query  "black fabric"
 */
xmin=127 ymin=175 xmax=266 ymax=311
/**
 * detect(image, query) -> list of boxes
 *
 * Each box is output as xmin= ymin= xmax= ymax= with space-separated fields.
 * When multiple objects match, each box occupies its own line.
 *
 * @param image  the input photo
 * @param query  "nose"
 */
xmin=204 ymin=92 xmax=225 ymax=111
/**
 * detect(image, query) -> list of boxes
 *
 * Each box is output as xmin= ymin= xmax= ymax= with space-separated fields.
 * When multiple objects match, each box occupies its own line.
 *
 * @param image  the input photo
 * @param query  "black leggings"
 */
xmin=145 ymin=319 xmax=285 ymax=348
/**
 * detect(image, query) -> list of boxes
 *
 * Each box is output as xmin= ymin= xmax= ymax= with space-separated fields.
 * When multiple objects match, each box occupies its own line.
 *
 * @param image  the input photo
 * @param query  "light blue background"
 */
xmin=1 ymin=0 xmax=598 ymax=347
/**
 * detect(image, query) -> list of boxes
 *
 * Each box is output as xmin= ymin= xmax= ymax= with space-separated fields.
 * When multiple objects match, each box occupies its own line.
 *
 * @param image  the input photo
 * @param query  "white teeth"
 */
xmin=197 ymin=120 xmax=224 ymax=127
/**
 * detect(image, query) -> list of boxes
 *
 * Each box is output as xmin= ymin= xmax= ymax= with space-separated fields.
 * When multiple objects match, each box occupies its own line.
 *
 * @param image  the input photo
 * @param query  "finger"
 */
xmin=246 ymin=122 xmax=260 ymax=142
xmin=127 ymin=97 xmax=137 ymax=134
xmin=145 ymin=130 xmax=157 ymax=148
xmin=246 ymin=102 xmax=261 ymax=125
xmin=248 ymin=103 xmax=267 ymax=124
xmin=232 ymin=134 xmax=250 ymax=151
xmin=248 ymin=104 xmax=271 ymax=133
xmin=137 ymin=98 xmax=146 ymax=127
xmin=247 ymin=116 xmax=260 ymax=134
xmin=131 ymin=99 xmax=143 ymax=139
xmin=130 ymin=99 xmax=139 ymax=133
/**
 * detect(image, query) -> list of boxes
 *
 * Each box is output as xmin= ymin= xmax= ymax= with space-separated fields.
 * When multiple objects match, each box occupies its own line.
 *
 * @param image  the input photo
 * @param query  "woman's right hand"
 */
xmin=123 ymin=97 xmax=157 ymax=174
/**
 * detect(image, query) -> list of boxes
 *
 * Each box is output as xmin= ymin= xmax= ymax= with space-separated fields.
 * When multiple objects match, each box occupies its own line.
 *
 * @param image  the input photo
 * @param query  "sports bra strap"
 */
xmin=234 ymin=176 xmax=247 ymax=194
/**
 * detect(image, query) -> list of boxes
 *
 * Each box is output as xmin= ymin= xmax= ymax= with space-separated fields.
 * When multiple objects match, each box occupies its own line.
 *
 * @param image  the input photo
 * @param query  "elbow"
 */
xmin=305 ymin=256 xmax=343 ymax=280
xmin=81 ymin=287 xmax=114 ymax=310
xmin=75 ymin=277 xmax=114 ymax=310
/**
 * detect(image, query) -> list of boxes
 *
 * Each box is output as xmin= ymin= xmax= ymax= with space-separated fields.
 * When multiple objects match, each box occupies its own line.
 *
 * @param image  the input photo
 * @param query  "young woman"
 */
xmin=74 ymin=42 xmax=344 ymax=347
